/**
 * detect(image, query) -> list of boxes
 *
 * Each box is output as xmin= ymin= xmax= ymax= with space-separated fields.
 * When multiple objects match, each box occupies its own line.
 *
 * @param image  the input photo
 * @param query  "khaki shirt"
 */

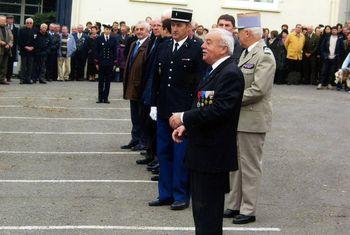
xmin=238 ymin=40 xmax=276 ymax=133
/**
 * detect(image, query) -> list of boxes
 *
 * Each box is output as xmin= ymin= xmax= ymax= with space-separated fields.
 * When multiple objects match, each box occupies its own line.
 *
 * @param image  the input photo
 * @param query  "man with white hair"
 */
xmin=0 ymin=15 xmax=13 ymax=85
xmin=71 ymin=24 xmax=88 ymax=81
xmin=170 ymin=28 xmax=244 ymax=234
xmin=121 ymin=21 xmax=151 ymax=151
xmin=32 ymin=23 xmax=51 ymax=84
xmin=18 ymin=17 xmax=35 ymax=84
xmin=224 ymin=13 xmax=276 ymax=224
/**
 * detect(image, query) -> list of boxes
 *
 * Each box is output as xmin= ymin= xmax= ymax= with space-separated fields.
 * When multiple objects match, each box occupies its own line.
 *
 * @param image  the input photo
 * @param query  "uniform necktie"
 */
xmin=173 ymin=42 xmax=179 ymax=53
xmin=244 ymin=49 xmax=249 ymax=58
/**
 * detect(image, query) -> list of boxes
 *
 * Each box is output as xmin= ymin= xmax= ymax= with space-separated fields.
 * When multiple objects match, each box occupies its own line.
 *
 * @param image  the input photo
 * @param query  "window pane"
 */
xmin=26 ymin=0 xmax=42 ymax=4
xmin=25 ymin=6 xmax=40 ymax=15
xmin=0 ymin=0 xmax=21 ymax=3
xmin=0 ymin=4 xmax=21 ymax=14
xmin=254 ymin=0 xmax=273 ymax=2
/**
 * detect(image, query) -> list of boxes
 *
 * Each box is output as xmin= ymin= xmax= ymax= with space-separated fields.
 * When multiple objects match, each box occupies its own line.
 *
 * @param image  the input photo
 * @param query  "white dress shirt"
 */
xmin=173 ymin=36 xmax=188 ymax=52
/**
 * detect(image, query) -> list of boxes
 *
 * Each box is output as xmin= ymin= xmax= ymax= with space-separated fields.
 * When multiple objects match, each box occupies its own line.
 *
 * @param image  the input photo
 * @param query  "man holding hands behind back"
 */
xmin=170 ymin=28 xmax=244 ymax=235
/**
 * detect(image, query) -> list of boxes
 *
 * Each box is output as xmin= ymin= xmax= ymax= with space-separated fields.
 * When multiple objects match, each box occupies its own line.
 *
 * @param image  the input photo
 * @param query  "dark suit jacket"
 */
xmin=123 ymin=37 xmax=151 ymax=101
xmin=152 ymin=38 xmax=206 ymax=119
xmin=95 ymin=35 xmax=117 ymax=66
xmin=320 ymin=35 xmax=345 ymax=60
xmin=183 ymin=56 xmax=244 ymax=173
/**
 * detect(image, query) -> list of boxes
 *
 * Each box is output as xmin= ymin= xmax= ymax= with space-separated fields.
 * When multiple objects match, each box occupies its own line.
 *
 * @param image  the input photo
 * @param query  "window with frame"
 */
xmin=130 ymin=0 xmax=187 ymax=5
xmin=223 ymin=0 xmax=279 ymax=12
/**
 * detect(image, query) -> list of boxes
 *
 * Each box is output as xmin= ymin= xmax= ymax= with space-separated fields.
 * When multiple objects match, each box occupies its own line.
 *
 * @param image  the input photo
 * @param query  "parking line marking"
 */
xmin=0 ymin=116 xmax=130 ymax=121
xmin=0 ymin=225 xmax=281 ymax=232
xmin=0 ymin=151 xmax=139 ymax=155
xmin=0 ymin=180 xmax=155 ymax=183
xmin=0 ymin=131 xmax=130 ymax=135
xmin=0 ymin=105 xmax=129 ymax=110
xmin=0 ymin=96 xmax=124 ymax=101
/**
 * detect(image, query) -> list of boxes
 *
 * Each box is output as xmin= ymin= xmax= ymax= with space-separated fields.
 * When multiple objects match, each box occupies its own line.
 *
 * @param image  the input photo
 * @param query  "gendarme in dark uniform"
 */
xmin=149 ymin=8 xmax=206 ymax=210
xmin=95 ymin=24 xmax=117 ymax=103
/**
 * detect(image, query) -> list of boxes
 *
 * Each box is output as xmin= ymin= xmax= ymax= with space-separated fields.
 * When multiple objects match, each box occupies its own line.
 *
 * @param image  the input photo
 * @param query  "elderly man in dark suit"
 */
xmin=121 ymin=21 xmax=151 ymax=151
xmin=170 ymin=28 xmax=244 ymax=235
xmin=0 ymin=15 xmax=13 ymax=85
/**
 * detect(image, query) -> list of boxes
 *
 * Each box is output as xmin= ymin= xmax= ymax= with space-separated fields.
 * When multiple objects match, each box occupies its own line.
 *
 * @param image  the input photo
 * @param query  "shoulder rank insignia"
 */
xmin=263 ymin=46 xmax=272 ymax=55
xmin=243 ymin=63 xmax=255 ymax=69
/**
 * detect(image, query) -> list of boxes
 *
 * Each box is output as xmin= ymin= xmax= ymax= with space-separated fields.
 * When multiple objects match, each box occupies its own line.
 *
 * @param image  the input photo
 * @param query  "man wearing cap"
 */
xmin=149 ymin=8 xmax=205 ymax=210
xmin=224 ymin=13 xmax=276 ymax=224
xmin=95 ymin=24 xmax=117 ymax=103
xmin=5 ymin=15 xmax=18 ymax=82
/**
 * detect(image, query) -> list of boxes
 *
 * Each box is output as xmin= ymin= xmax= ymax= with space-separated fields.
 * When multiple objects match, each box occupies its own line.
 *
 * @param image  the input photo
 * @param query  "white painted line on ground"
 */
xmin=0 ymin=116 xmax=130 ymax=121
xmin=0 ymin=225 xmax=281 ymax=232
xmin=0 ymin=96 xmax=124 ymax=101
xmin=0 ymin=151 xmax=139 ymax=155
xmin=0 ymin=180 xmax=155 ymax=183
xmin=0 ymin=105 xmax=130 ymax=110
xmin=0 ymin=131 xmax=130 ymax=135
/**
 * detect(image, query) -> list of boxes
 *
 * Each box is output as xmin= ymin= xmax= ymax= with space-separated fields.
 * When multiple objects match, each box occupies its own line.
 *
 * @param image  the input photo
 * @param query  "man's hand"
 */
xmin=305 ymin=53 xmax=311 ymax=57
xmin=0 ymin=41 xmax=6 ymax=46
xmin=172 ymin=125 xmax=186 ymax=143
xmin=149 ymin=106 xmax=157 ymax=121
xmin=95 ymin=65 xmax=99 ymax=71
xmin=5 ymin=44 xmax=10 ymax=49
xmin=169 ymin=112 xmax=183 ymax=129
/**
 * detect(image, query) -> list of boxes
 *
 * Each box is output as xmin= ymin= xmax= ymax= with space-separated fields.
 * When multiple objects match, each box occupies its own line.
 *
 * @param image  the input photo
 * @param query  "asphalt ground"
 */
xmin=0 ymin=81 xmax=349 ymax=235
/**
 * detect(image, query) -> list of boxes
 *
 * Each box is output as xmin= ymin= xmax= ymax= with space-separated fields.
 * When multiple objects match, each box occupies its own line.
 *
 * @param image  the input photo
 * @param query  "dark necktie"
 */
xmin=244 ymin=49 xmax=249 ymax=58
xmin=203 ymin=66 xmax=213 ymax=80
xmin=173 ymin=42 xmax=179 ymax=53
xmin=130 ymin=41 xmax=140 ymax=64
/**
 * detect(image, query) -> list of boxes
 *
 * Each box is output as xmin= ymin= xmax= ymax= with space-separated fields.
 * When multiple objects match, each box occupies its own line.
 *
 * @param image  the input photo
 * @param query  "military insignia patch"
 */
xmin=243 ymin=64 xmax=255 ymax=69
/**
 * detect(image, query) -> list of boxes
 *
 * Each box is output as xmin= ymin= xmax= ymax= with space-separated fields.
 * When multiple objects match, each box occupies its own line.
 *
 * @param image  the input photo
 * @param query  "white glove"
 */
xmin=150 ymin=106 xmax=157 ymax=121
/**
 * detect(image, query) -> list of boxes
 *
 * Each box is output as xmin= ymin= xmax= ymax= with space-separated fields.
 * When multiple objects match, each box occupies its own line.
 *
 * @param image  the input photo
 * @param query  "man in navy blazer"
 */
xmin=170 ymin=28 xmax=244 ymax=235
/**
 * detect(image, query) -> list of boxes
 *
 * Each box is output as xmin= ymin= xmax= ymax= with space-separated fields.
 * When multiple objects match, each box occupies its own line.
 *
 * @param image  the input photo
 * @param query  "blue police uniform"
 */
xmin=152 ymin=37 xmax=206 ymax=203
xmin=95 ymin=34 xmax=117 ymax=102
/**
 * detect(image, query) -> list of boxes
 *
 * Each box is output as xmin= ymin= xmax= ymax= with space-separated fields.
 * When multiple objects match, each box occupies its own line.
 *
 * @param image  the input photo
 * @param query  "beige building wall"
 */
xmin=71 ymin=0 xmax=347 ymax=31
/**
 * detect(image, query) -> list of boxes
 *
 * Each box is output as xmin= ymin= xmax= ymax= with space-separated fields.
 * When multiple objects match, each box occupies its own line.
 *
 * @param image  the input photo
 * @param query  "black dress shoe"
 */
xmin=121 ymin=141 xmax=138 ymax=150
xmin=223 ymin=209 xmax=240 ymax=218
xmin=131 ymin=144 xmax=147 ymax=151
xmin=96 ymin=100 xmax=103 ymax=103
xmin=170 ymin=201 xmax=189 ymax=210
xmin=148 ymin=199 xmax=173 ymax=207
xmin=104 ymin=100 xmax=110 ymax=104
xmin=147 ymin=163 xmax=159 ymax=171
xmin=151 ymin=175 xmax=159 ymax=181
xmin=147 ymin=159 xmax=158 ymax=167
xmin=232 ymin=214 xmax=256 ymax=224
xmin=0 ymin=81 xmax=10 ymax=85
xmin=140 ymin=151 xmax=147 ymax=156
xmin=136 ymin=157 xmax=154 ymax=165
xmin=151 ymin=168 xmax=159 ymax=175
xmin=39 ymin=80 xmax=47 ymax=84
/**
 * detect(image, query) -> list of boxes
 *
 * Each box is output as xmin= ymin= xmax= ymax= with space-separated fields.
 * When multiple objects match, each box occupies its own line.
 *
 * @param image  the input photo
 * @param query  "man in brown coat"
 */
xmin=0 ymin=15 xmax=13 ymax=85
xmin=122 ymin=21 xmax=151 ymax=151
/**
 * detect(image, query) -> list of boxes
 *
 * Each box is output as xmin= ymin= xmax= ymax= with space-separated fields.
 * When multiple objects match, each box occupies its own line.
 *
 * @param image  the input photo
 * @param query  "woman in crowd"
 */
xmin=87 ymin=26 xmax=99 ymax=81
xmin=268 ymin=30 xmax=287 ymax=84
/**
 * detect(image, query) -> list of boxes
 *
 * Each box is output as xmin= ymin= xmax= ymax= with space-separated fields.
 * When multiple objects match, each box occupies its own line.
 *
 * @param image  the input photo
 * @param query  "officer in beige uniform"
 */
xmin=223 ymin=13 xmax=276 ymax=224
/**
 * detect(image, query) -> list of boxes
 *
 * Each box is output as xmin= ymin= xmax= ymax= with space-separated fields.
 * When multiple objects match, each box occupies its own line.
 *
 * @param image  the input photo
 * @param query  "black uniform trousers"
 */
xmin=46 ymin=53 xmax=58 ymax=81
xmin=71 ymin=52 xmax=86 ymax=80
xmin=6 ymin=55 xmax=15 ymax=80
xmin=320 ymin=58 xmax=337 ymax=86
xmin=19 ymin=55 xmax=33 ymax=83
xmin=190 ymin=170 xmax=230 ymax=235
xmin=98 ymin=65 xmax=113 ymax=101
xmin=32 ymin=56 xmax=47 ymax=82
